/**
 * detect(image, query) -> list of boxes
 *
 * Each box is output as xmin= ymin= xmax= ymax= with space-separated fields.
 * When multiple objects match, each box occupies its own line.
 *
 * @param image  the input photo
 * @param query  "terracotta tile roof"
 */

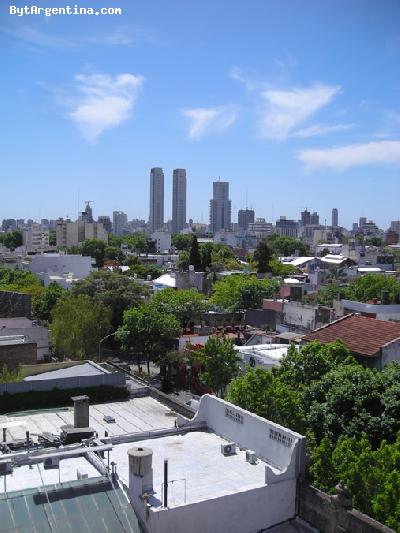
xmin=303 ymin=314 xmax=400 ymax=358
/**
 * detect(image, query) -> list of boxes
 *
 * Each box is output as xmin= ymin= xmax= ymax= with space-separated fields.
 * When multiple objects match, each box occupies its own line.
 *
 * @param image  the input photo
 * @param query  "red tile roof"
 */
xmin=303 ymin=314 xmax=400 ymax=358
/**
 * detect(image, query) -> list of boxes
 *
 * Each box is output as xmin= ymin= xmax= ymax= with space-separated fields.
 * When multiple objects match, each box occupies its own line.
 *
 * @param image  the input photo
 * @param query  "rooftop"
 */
xmin=0 ymin=396 xmax=176 ymax=443
xmin=0 ymin=477 xmax=141 ymax=533
xmin=303 ymin=313 xmax=400 ymax=357
xmin=112 ymin=430 xmax=267 ymax=507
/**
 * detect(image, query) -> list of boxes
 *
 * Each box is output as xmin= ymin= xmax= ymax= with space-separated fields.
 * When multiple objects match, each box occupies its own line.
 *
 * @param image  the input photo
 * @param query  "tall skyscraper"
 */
xmin=149 ymin=167 xmax=164 ymax=233
xmin=238 ymin=209 xmax=255 ymax=231
xmin=172 ymin=169 xmax=187 ymax=234
xmin=113 ymin=211 xmax=128 ymax=235
xmin=332 ymin=208 xmax=338 ymax=227
xmin=209 ymin=181 xmax=231 ymax=233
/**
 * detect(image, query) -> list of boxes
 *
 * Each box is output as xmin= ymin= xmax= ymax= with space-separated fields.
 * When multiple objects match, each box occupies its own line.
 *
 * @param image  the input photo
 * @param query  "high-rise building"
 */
xmin=300 ymin=210 xmax=311 ymax=226
xmin=310 ymin=212 xmax=319 ymax=225
xmin=149 ymin=167 xmax=164 ymax=233
xmin=113 ymin=211 xmax=128 ymax=235
xmin=332 ymin=208 xmax=338 ymax=227
xmin=172 ymin=169 xmax=187 ymax=234
xmin=238 ymin=209 xmax=255 ymax=231
xmin=98 ymin=216 xmax=112 ymax=233
xmin=275 ymin=216 xmax=299 ymax=238
xmin=209 ymin=181 xmax=231 ymax=233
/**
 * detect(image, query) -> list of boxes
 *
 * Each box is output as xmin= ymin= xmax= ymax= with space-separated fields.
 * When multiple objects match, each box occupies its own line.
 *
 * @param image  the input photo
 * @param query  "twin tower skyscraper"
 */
xmin=149 ymin=167 xmax=186 ymax=234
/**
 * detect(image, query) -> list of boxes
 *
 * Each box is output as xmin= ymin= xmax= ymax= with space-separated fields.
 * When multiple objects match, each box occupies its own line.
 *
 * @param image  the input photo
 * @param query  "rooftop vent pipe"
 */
xmin=71 ymin=395 xmax=90 ymax=428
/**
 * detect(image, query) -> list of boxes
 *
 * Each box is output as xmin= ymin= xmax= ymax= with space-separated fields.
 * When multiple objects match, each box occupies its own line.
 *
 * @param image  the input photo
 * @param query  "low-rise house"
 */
xmin=0 ymin=317 xmax=49 ymax=361
xmin=303 ymin=313 xmax=400 ymax=369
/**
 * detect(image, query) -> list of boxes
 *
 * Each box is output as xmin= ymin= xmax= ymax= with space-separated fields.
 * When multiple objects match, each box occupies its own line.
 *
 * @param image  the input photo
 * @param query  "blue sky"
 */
xmin=1 ymin=0 xmax=400 ymax=228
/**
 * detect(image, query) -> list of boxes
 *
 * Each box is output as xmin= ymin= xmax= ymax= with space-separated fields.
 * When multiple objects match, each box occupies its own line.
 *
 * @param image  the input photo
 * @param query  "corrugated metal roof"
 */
xmin=0 ymin=477 xmax=141 ymax=532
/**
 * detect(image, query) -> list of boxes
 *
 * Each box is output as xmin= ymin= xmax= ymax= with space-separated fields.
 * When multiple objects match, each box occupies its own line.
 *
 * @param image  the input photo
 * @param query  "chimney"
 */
xmin=127 ymin=447 xmax=154 ymax=509
xmin=71 ymin=395 xmax=90 ymax=428
xmin=381 ymin=290 xmax=390 ymax=306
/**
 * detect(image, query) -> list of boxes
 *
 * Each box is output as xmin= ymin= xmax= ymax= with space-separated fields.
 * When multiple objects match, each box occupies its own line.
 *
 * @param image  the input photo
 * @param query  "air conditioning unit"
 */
xmin=246 ymin=450 xmax=257 ymax=465
xmin=221 ymin=443 xmax=236 ymax=456
xmin=43 ymin=457 xmax=60 ymax=469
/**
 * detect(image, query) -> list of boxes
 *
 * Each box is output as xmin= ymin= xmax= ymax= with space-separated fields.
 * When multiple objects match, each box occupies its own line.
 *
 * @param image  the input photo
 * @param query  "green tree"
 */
xmin=51 ymin=294 xmax=112 ymax=359
xmin=80 ymin=239 xmax=106 ymax=267
xmin=171 ymin=233 xmax=194 ymax=250
xmin=104 ymin=245 xmax=124 ymax=262
xmin=268 ymin=258 xmax=297 ymax=276
xmin=150 ymin=288 xmax=208 ymax=327
xmin=201 ymin=242 xmax=213 ymax=271
xmin=72 ymin=270 xmax=148 ymax=329
xmin=0 ymin=365 xmax=24 ymax=383
xmin=267 ymin=235 xmax=309 ymax=256
xmin=343 ymin=274 xmax=400 ymax=303
xmin=32 ymin=282 xmax=66 ymax=322
xmin=227 ymin=367 xmax=305 ymax=432
xmin=253 ymin=239 xmax=273 ymax=273
xmin=189 ymin=235 xmax=202 ymax=270
xmin=125 ymin=257 xmax=161 ymax=280
xmin=199 ymin=336 xmax=240 ymax=397
xmin=211 ymin=275 xmax=279 ymax=311
xmin=1 ymin=230 xmax=23 ymax=250
xmin=118 ymin=304 xmax=181 ymax=373
xmin=49 ymin=230 xmax=56 ymax=246
xmin=177 ymin=250 xmax=190 ymax=271
xmin=0 ymin=266 xmax=44 ymax=303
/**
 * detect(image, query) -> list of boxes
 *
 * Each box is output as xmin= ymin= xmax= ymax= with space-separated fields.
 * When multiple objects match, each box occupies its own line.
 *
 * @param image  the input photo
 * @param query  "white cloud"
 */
xmin=297 ymin=140 xmax=400 ymax=171
xmin=292 ymin=123 xmax=353 ymax=138
xmin=182 ymin=106 xmax=237 ymax=140
xmin=68 ymin=73 xmax=144 ymax=141
xmin=259 ymin=84 xmax=341 ymax=140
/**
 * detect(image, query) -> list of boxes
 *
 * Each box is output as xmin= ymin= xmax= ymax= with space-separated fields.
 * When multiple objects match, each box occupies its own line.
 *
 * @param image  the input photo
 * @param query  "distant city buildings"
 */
xmin=238 ymin=209 xmax=255 ymax=231
xmin=149 ymin=167 xmax=164 ymax=233
xmin=56 ymin=219 xmax=108 ymax=247
xmin=172 ymin=168 xmax=187 ymax=234
xmin=332 ymin=208 xmax=338 ymax=228
xmin=112 ymin=211 xmax=128 ymax=235
xmin=275 ymin=216 xmax=298 ymax=238
xmin=22 ymin=223 xmax=49 ymax=251
xmin=98 ymin=215 xmax=112 ymax=233
xmin=209 ymin=180 xmax=231 ymax=233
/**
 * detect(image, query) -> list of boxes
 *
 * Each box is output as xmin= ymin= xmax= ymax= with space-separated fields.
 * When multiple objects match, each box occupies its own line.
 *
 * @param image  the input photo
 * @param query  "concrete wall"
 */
xmin=0 ymin=370 xmax=126 ymax=395
xmin=0 ymin=342 xmax=37 ymax=370
xmin=146 ymin=480 xmax=296 ymax=533
xmin=244 ymin=309 xmax=279 ymax=329
xmin=298 ymin=481 xmax=395 ymax=533
xmin=0 ymin=291 xmax=31 ymax=318
xmin=178 ymin=395 xmax=306 ymax=477
xmin=0 ymin=324 xmax=49 ymax=361
xmin=381 ymin=338 xmax=400 ymax=367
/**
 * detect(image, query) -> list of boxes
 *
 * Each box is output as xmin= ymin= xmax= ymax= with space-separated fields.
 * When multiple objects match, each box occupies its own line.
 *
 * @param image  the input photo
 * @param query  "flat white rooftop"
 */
xmin=113 ymin=431 xmax=267 ymax=508
xmin=0 ymin=397 xmax=176 ymax=442
xmin=24 ymin=362 xmax=106 ymax=381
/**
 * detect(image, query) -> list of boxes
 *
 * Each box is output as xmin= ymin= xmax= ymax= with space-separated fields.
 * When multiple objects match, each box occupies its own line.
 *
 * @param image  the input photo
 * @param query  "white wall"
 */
xmin=146 ymin=480 xmax=296 ymax=533
xmin=177 ymin=395 xmax=306 ymax=476
xmin=28 ymin=255 xmax=94 ymax=278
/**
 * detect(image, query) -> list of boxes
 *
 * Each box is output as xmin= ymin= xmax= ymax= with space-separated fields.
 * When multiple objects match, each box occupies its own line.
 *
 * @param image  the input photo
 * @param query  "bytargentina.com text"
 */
xmin=9 ymin=5 xmax=122 ymax=16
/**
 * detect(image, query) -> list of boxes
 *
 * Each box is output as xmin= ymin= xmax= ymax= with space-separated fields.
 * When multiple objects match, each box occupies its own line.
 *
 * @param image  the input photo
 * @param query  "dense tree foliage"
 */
xmin=253 ymin=240 xmax=273 ymax=273
xmin=118 ymin=304 xmax=181 ymax=372
xmin=226 ymin=340 xmax=400 ymax=529
xmin=72 ymin=270 xmax=148 ymax=329
xmin=172 ymin=233 xmax=194 ymax=250
xmin=123 ymin=256 xmax=161 ymax=279
xmin=343 ymin=273 xmax=400 ymax=303
xmin=108 ymin=233 xmax=151 ymax=253
xmin=32 ymin=282 xmax=66 ymax=322
xmin=267 ymin=235 xmax=309 ymax=256
xmin=210 ymin=275 xmax=279 ymax=311
xmin=189 ymin=235 xmax=202 ymax=270
xmin=0 ymin=230 xmax=23 ymax=250
xmin=80 ymin=239 xmax=106 ymax=267
xmin=51 ymin=294 xmax=112 ymax=359
xmin=199 ymin=336 xmax=240 ymax=397
xmin=0 ymin=266 xmax=44 ymax=302
xmin=150 ymin=288 xmax=208 ymax=327
xmin=227 ymin=367 xmax=305 ymax=432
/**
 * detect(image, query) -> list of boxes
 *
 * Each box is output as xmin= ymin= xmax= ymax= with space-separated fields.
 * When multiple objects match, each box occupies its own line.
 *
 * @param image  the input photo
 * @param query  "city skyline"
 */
xmin=1 ymin=1 xmax=399 ymax=226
